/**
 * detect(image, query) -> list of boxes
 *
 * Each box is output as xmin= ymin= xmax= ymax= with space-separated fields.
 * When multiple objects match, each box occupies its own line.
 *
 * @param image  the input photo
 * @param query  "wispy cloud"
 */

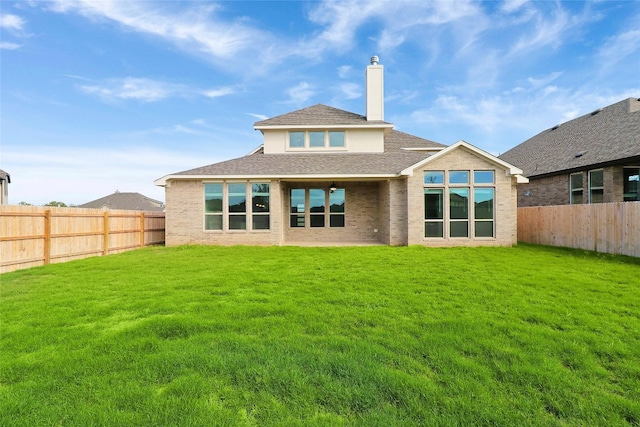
xmin=285 ymin=82 xmax=315 ymax=104
xmin=76 ymin=76 xmax=235 ymax=103
xmin=247 ymin=113 xmax=268 ymax=121
xmin=0 ymin=41 xmax=22 ymax=50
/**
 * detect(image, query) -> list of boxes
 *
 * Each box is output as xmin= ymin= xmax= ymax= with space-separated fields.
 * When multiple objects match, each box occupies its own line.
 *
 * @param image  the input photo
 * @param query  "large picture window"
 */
xmin=290 ymin=187 xmax=345 ymax=228
xmin=204 ymin=182 xmax=270 ymax=231
xmin=423 ymin=170 xmax=495 ymax=239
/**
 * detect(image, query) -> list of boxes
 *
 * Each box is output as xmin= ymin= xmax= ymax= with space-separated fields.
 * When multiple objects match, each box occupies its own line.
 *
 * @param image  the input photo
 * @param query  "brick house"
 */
xmin=79 ymin=191 xmax=165 ymax=211
xmin=499 ymin=98 xmax=640 ymax=207
xmin=155 ymin=58 xmax=526 ymax=246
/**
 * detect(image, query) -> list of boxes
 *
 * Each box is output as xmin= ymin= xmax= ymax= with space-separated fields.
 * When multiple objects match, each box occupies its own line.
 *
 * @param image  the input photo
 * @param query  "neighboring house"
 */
xmin=79 ymin=191 xmax=165 ymax=211
xmin=155 ymin=57 xmax=526 ymax=247
xmin=499 ymin=98 xmax=640 ymax=207
xmin=0 ymin=169 xmax=10 ymax=205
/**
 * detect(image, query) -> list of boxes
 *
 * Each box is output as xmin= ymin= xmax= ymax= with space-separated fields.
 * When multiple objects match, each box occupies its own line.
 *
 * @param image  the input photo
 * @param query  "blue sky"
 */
xmin=1 ymin=0 xmax=639 ymax=205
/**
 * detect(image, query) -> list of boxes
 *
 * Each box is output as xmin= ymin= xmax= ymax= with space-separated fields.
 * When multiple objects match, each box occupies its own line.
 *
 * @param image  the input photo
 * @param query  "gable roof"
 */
xmin=79 ymin=192 xmax=164 ymax=211
xmin=499 ymin=97 xmax=640 ymax=178
xmin=254 ymin=104 xmax=391 ymax=128
xmin=155 ymin=129 xmax=446 ymax=185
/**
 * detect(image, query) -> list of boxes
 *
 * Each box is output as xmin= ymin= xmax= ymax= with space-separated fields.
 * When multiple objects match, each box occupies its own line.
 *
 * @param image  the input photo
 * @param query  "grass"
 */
xmin=1 ymin=244 xmax=639 ymax=426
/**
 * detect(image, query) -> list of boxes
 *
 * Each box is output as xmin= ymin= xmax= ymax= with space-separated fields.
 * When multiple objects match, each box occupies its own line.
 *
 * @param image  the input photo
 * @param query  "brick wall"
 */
xmin=405 ymin=147 xmax=518 ymax=247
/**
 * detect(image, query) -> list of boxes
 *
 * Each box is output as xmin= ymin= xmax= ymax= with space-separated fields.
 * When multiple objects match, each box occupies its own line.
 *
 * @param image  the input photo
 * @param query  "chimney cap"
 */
xmin=370 ymin=55 xmax=379 ymax=65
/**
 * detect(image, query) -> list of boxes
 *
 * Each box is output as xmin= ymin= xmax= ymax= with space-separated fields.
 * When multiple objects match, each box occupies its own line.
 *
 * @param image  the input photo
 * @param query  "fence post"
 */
xmin=103 ymin=211 xmax=109 ymax=256
xmin=140 ymin=212 xmax=145 ymax=247
xmin=44 ymin=210 xmax=51 ymax=265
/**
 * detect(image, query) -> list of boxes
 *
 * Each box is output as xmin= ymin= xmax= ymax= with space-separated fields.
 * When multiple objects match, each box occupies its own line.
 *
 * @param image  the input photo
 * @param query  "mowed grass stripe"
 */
xmin=1 ymin=244 xmax=639 ymax=426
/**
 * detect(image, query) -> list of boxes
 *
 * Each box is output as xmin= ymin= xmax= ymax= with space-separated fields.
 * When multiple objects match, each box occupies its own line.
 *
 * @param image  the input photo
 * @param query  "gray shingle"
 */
xmin=79 ymin=192 xmax=164 ymax=211
xmin=254 ymin=104 xmax=390 ymax=127
xmin=499 ymin=97 xmax=640 ymax=177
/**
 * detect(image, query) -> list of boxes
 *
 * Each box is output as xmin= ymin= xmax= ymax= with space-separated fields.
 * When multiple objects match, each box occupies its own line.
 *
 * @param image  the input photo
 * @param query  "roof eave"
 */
xmin=254 ymin=123 xmax=394 ymax=131
xmin=155 ymin=173 xmax=401 ymax=186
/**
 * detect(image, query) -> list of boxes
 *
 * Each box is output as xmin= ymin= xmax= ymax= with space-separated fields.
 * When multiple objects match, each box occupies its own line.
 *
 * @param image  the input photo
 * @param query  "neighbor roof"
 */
xmin=254 ymin=104 xmax=391 ymax=127
xmin=79 ymin=192 xmax=164 ymax=211
xmin=158 ymin=129 xmax=446 ymax=183
xmin=499 ymin=97 xmax=640 ymax=178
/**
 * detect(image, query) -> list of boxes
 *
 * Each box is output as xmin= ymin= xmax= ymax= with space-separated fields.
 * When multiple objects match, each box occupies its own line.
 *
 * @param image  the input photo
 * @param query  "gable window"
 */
xmin=424 ymin=170 xmax=495 ymax=239
xmin=589 ymin=169 xmax=604 ymax=203
xmin=570 ymin=173 xmax=583 ymax=204
xmin=204 ymin=182 xmax=270 ymax=231
xmin=289 ymin=187 xmax=345 ymax=228
xmin=623 ymin=167 xmax=640 ymax=201
xmin=287 ymin=131 xmax=346 ymax=150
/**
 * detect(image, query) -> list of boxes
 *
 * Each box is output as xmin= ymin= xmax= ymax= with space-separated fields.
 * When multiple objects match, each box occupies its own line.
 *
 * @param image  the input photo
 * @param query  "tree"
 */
xmin=18 ymin=201 xmax=33 ymax=206
xmin=43 ymin=201 xmax=67 ymax=207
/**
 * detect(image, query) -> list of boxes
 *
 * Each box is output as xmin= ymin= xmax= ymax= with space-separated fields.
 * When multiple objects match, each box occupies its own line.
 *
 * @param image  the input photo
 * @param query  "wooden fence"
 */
xmin=0 ymin=205 xmax=165 ymax=273
xmin=518 ymin=202 xmax=640 ymax=257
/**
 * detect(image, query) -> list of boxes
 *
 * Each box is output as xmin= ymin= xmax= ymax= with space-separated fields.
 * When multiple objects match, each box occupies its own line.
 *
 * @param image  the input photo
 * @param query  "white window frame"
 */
xmin=287 ymin=130 xmax=347 ymax=151
xmin=204 ymin=182 xmax=271 ymax=232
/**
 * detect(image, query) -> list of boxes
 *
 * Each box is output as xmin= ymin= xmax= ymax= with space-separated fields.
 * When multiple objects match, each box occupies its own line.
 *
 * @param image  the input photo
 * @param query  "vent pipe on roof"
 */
xmin=365 ymin=55 xmax=384 ymax=121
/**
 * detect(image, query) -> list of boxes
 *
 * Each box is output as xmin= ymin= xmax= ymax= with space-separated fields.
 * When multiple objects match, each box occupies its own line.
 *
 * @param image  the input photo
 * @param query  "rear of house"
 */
xmin=156 ymin=58 xmax=525 ymax=247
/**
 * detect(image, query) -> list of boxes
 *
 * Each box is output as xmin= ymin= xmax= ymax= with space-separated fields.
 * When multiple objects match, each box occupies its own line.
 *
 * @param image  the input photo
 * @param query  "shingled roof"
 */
xmin=499 ymin=97 xmax=640 ymax=178
xmin=165 ymin=129 xmax=445 ymax=180
xmin=79 ymin=192 xmax=164 ymax=211
xmin=254 ymin=104 xmax=391 ymax=127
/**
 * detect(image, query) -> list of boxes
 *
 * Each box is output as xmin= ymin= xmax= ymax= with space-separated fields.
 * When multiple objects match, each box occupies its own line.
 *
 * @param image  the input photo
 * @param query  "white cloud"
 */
xmin=247 ymin=113 xmax=268 ymax=121
xmin=0 ymin=41 xmax=22 ymax=50
xmin=339 ymin=83 xmax=361 ymax=100
xmin=0 ymin=14 xmax=25 ymax=32
xmin=337 ymin=65 xmax=352 ymax=79
xmin=500 ymin=0 xmax=529 ymax=14
xmin=596 ymin=27 xmax=640 ymax=69
xmin=79 ymin=77 xmax=177 ymax=102
xmin=202 ymin=87 xmax=236 ymax=98
xmin=286 ymin=82 xmax=315 ymax=104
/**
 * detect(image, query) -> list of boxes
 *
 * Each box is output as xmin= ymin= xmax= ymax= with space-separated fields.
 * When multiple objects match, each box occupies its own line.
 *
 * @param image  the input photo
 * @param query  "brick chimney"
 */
xmin=365 ymin=55 xmax=384 ymax=121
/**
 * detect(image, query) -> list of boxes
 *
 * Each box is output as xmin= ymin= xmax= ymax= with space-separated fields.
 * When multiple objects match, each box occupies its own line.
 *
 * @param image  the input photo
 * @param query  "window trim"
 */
xmin=623 ymin=166 xmax=640 ymax=202
xmin=289 ymin=187 xmax=346 ymax=229
xmin=203 ymin=181 xmax=271 ymax=232
xmin=287 ymin=130 xmax=347 ymax=151
xmin=424 ymin=170 xmax=495 ymax=239
xmin=570 ymin=172 xmax=584 ymax=205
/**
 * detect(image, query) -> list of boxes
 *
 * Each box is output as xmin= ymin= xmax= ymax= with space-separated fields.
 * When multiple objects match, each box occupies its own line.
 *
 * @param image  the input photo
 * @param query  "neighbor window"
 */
xmin=204 ymin=182 xmax=270 ymax=231
xmin=623 ymin=167 xmax=639 ymax=201
xmin=424 ymin=170 xmax=495 ymax=239
xmin=289 ymin=187 xmax=345 ymax=228
xmin=570 ymin=173 xmax=583 ymax=204
xmin=287 ymin=131 xmax=346 ymax=149
xmin=589 ymin=170 xmax=604 ymax=203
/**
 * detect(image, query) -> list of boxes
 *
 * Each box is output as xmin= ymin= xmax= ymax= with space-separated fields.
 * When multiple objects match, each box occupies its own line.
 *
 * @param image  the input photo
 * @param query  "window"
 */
xmin=204 ymin=182 xmax=270 ymax=231
xmin=589 ymin=170 xmax=604 ymax=203
xmin=450 ymin=188 xmax=469 ymax=237
xmin=474 ymin=188 xmax=494 ymax=237
xmin=424 ymin=170 xmax=495 ymax=239
xmin=309 ymin=189 xmax=326 ymax=227
xmin=252 ymin=183 xmax=270 ymax=230
xmin=424 ymin=188 xmax=444 ymax=237
xmin=623 ymin=167 xmax=639 ymax=202
xmin=424 ymin=171 xmax=444 ymax=185
xmin=289 ymin=187 xmax=345 ymax=228
xmin=570 ymin=173 xmax=583 ymax=204
xmin=289 ymin=132 xmax=305 ymax=148
xmin=329 ymin=131 xmax=345 ymax=147
xmin=287 ymin=131 xmax=346 ymax=149
xmin=228 ymin=183 xmax=247 ymax=230
xmin=330 ymin=189 xmax=345 ymax=227
xmin=449 ymin=171 xmax=469 ymax=185
xmin=204 ymin=183 xmax=223 ymax=230
xmin=290 ymin=188 xmax=306 ymax=227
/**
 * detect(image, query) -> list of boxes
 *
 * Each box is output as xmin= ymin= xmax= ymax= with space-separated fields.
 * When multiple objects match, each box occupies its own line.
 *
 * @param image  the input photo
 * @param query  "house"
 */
xmin=0 ymin=169 xmax=10 ymax=205
xmin=499 ymin=98 xmax=640 ymax=207
xmin=79 ymin=191 xmax=164 ymax=211
xmin=155 ymin=57 xmax=526 ymax=247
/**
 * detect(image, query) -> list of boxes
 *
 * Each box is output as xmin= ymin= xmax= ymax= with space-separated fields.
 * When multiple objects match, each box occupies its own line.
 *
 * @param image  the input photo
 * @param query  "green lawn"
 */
xmin=1 ymin=244 xmax=639 ymax=426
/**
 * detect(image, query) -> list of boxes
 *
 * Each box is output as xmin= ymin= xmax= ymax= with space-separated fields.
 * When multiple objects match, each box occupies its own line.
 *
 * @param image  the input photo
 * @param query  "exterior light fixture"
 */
xmin=329 ymin=183 xmax=337 ymax=193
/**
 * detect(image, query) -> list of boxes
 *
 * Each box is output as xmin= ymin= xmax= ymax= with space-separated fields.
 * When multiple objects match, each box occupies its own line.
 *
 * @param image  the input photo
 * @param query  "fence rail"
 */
xmin=0 ymin=205 xmax=165 ymax=273
xmin=518 ymin=202 xmax=640 ymax=257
